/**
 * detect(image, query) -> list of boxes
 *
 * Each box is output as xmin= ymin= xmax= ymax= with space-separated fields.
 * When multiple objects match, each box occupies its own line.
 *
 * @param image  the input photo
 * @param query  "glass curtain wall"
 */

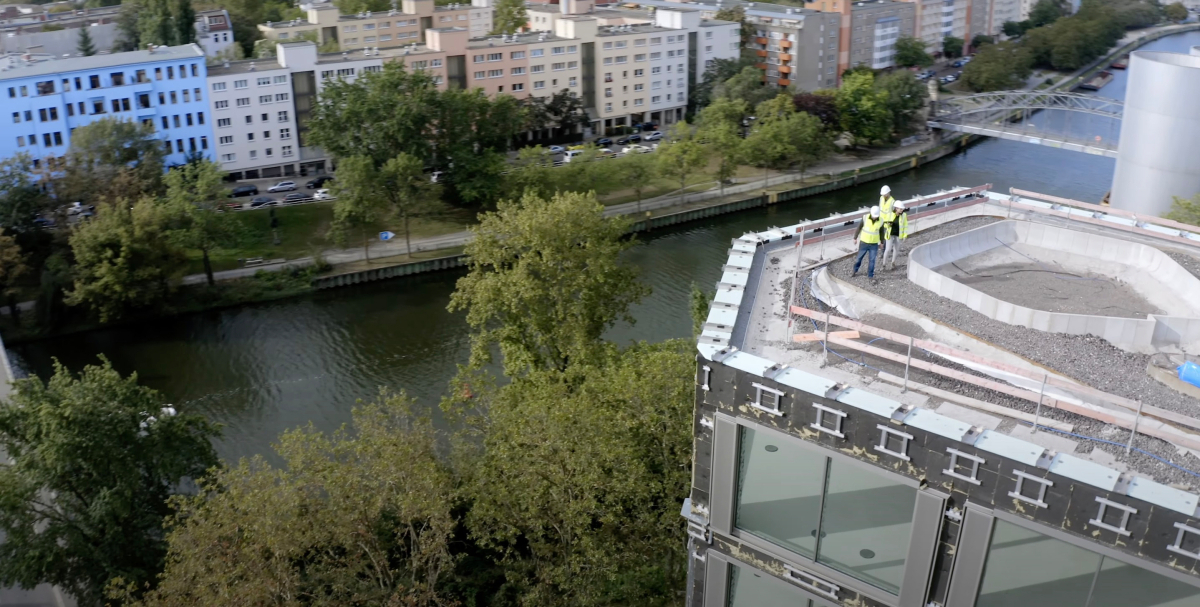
xmin=727 ymin=565 xmax=817 ymax=607
xmin=734 ymin=426 xmax=918 ymax=594
xmin=977 ymin=519 xmax=1200 ymax=607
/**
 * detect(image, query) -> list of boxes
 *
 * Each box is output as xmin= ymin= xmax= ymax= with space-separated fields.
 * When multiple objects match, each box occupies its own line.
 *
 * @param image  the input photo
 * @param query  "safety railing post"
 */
xmin=1032 ymin=374 xmax=1048 ymax=433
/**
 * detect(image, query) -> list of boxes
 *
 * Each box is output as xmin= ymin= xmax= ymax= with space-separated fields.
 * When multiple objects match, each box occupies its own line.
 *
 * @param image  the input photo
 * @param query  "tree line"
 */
xmin=0 ymin=188 xmax=700 ymax=607
xmin=962 ymin=0 xmax=1166 ymax=92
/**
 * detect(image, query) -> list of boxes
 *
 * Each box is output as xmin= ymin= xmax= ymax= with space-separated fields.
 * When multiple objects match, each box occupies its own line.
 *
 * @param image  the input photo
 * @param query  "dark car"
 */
xmin=282 ymin=192 xmax=311 ymax=203
xmin=249 ymin=196 xmax=276 ymax=208
xmin=596 ymin=137 xmax=614 ymax=146
xmin=306 ymin=176 xmax=334 ymax=189
xmin=616 ymin=134 xmax=641 ymax=145
xmin=230 ymin=185 xmax=259 ymax=198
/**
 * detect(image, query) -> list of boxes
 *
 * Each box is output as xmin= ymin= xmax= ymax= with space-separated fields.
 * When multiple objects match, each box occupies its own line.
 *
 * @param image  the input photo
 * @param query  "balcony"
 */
xmin=756 ymin=36 xmax=769 ymax=45
xmin=779 ymin=53 xmax=792 ymax=62
xmin=756 ymin=49 xmax=769 ymax=57
xmin=778 ymin=65 xmax=791 ymax=74
xmin=778 ymin=78 xmax=791 ymax=86
xmin=780 ymin=39 xmax=792 ymax=49
xmin=755 ymin=63 xmax=767 ymax=70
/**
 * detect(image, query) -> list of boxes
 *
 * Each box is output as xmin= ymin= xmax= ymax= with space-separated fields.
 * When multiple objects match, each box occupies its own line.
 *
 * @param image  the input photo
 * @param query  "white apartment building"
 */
xmin=206 ymin=41 xmax=390 ymax=180
xmin=196 ymin=9 xmax=237 ymax=60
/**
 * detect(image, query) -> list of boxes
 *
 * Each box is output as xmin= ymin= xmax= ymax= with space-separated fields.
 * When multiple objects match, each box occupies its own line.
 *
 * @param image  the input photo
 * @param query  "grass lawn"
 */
xmin=186 ymin=201 xmax=476 ymax=275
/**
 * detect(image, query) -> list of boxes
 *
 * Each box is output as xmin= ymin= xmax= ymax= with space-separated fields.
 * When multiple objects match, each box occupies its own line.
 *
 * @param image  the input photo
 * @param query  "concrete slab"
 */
xmin=1085 ymin=446 xmax=1130 ymax=473
xmin=1007 ymin=424 xmax=1081 ymax=454
xmin=936 ymin=401 xmax=1004 ymax=430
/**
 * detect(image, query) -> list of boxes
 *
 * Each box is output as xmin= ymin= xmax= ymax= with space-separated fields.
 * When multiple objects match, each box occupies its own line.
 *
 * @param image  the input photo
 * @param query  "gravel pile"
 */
xmin=1167 ymin=251 xmax=1200 ymax=281
xmin=801 ymin=216 xmax=1200 ymax=487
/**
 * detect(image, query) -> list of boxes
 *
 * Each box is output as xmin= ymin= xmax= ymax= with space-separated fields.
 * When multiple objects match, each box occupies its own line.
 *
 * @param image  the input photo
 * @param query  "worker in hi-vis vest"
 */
xmin=883 ymin=201 xmax=909 ymax=270
xmin=852 ymin=206 xmax=883 ymax=279
xmin=878 ymin=185 xmax=897 ymax=272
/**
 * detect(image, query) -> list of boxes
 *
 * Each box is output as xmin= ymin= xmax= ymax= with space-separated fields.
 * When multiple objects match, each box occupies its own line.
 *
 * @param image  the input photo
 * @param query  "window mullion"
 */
xmin=813 ymin=456 xmax=833 ymax=559
xmin=1083 ymin=556 xmax=1106 ymax=607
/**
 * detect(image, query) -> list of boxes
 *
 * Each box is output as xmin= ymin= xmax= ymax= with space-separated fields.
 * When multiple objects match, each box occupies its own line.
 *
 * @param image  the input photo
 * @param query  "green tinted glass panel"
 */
xmin=1088 ymin=555 xmax=1200 ymax=607
xmin=815 ymin=457 xmax=917 ymax=594
xmin=977 ymin=520 xmax=1100 ymax=607
xmin=727 ymin=565 xmax=813 ymax=607
xmin=734 ymin=426 xmax=827 ymax=559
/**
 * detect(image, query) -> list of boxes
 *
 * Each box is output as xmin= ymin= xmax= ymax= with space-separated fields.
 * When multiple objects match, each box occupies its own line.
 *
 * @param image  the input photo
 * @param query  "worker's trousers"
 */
xmin=883 ymin=237 xmax=900 ymax=268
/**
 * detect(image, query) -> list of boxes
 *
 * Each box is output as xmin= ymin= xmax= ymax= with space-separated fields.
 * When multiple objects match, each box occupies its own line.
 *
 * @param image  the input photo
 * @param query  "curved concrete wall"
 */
xmin=1110 ymin=51 xmax=1200 ymax=217
xmin=908 ymin=220 xmax=1200 ymax=352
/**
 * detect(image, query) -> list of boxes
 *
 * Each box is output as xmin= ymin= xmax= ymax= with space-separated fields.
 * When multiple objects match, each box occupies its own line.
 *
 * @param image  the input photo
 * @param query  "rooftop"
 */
xmin=701 ymin=185 xmax=1200 ymax=516
xmin=466 ymin=31 xmax=571 ymax=47
xmin=261 ymin=19 xmax=320 ymax=29
xmin=0 ymin=43 xmax=204 ymax=80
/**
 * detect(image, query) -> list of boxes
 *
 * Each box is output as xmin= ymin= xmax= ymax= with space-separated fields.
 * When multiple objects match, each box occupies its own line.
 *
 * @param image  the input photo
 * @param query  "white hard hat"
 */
xmin=881 ymin=185 xmax=891 ymax=196
xmin=894 ymin=201 xmax=904 ymax=211
xmin=870 ymin=206 xmax=881 ymax=218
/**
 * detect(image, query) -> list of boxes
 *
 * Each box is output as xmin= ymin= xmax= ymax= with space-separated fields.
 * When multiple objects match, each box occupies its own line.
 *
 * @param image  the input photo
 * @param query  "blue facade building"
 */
xmin=0 ymin=44 xmax=216 ymax=169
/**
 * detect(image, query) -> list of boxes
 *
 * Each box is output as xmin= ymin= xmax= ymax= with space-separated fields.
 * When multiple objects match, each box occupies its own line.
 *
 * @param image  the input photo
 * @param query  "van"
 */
xmin=564 ymin=150 xmax=585 ymax=163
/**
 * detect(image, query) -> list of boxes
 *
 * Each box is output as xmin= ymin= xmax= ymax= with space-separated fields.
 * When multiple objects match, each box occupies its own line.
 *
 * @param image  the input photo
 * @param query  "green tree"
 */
xmin=943 ymin=35 xmax=965 ymax=58
xmin=62 ymin=118 xmax=166 ymax=204
xmin=523 ymin=89 xmax=590 ymax=139
xmin=113 ymin=0 xmax=142 ymax=51
xmin=77 ymin=26 xmax=97 ymax=56
xmin=655 ymin=121 xmax=709 ymax=205
xmin=714 ymin=65 xmax=776 ymax=108
xmin=173 ymin=0 xmax=195 ymax=44
xmin=492 ymin=0 xmax=528 ymax=34
xmin=714 ymin=5 xmax=754 ymax=46
xmin=65 ymin=198 xmax=187 ymax=322
xmin=334 ymin=0 xmax=390 ymax=13
xmin=0 ymin=154 xmax=52 ymax=232
xmin=1029 ymin=0 xmax=1067 ymax=27
xmin=464 ymin=340 xmax=695 ymax=607
xmin=502 ymin=146 xmax=558 ymax=200
xmin=1002 ymin=20 xmax=1027 ymax=36
xmin=792 ymin=91 xmax=841 ymax=129
xmin=1167 ymin=194 xmax=1200 ymax=225
xmin=1166 ymin=2 xmax=1189 ymax=20
xmin=697 ymin=98 xmax=749 ymax=197
xmin=743 ymin=96 xmax=832 ymax=184
xmin=448 ymin=190 xmax=648 ymax=374
xmin=164 ymin=160 xmax=241 ymax=286
xmin=874 ymin=70 xmax=929 ymax=134
xmin=689 ymin=56 xmax=756 ymax=112
xmin=138 ymin=0 xmax=176 ymax=47
xmin=616 ymin=150 xmax=658 ymax=213
xmin=835 ymin=71 xmax=893 ymax=146
xmin=115 ymin=391 xmax=456 ymax=607
xmin=337 ymin=153 xmax=438 ymax=256
xmin=429 ymin=87 xmax=525 ymax=206
xmin=972 ymin=33 xmax=995 ymax=48
xmin=217 ymin=0 xmax=301 ymax=56
xmin=894 ymin=35 xmax=933 ymax=67
xmin=309 ymin=63 xmax=440 ymax=168
xmin=961 ymin=40 xmax=1033 ymax=91
xmin=0 ymin=230 xmax=29 ymax=318
xmin=0 ymin=358 xmax=218 ymax=607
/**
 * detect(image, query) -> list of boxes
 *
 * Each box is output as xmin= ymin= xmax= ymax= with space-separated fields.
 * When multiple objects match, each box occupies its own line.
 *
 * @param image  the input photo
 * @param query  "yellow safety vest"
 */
xmin=885 ymin=211 xmax=908 ymax=240
xmin=860 ymin=215 xmax=882 ymax=244
xmin=880 ymin=195 xmax=896 ymax=217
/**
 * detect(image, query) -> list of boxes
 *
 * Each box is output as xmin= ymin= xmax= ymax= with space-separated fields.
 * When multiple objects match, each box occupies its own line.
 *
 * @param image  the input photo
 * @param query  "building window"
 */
xmin=278 ymin=111 xmax=289 ymax=122
xmin=249 ymin=150 xmax=258 ymax=160
xmin=260 ymin=95 xmax=273 ymax=104
xmin=220 ymin=135 xmax=234 ymax=145
xmin=213 ymin=82 xmax=226 ymax=91
xmin=247 ymin=133 xmax=255 ymax=142
xmin=89 ymin=75 xmax=101 ymax=89
xmin=92 ymin=100 xmax=106 ymax=114
xmin=513 ymin=83 xmax=524 ymax=92
xmin=511 ymin=67 xmax=526 ymax=75
xmin=218 ymin=118 xmax=231 ymax=127
xmin=274 ymin=75 xmax=288 ymax=84
xmin=634 ymin=54 xmax=646 ymax=62
xmin=234 ymin=79 xmax=247 ymax=89
xmin=474 ymin=71 xmax=486 ymax=79
xmin=215 ymin=100 xmax=229 ymax=109
xmin=488 ymin=53 xmax=502 ymax=61
xmin=552 ymin=46 xmax=565 ymax=55
xmin=553 ymin=63 xmax=566 ymax=71
xmin=511 ymin=50 xmax=525 ymax=59
xmin=568 ymin=77 xmax=577 ymax=87
xmin=473 ymin=54 xmax=485 ymax=63
xmin=533 ymin=80 xmax=545 ymax=89
xmin=531 ymin=65 xmax=545 ymax=73
xmin=237 ymin=98 xmax=250 ymax=107
xmin=279 ymin=128 xmax=291 ymax=139
xmin=735 ymin=425 xmax=917 ymax=594
xmin=282 ymin=145 xmax=294 ymax=157
xmin=431 ymin=59 xmax=443 ymax=67
xmin=221 ymin=153 xmax=236 ymax=162
xmin=265 ymin=147 xmax=273 ymax=157
xmin=531 ymin=48 xmax=543 ymax=57
xmin=173 ymin=115 xmax=181 ymax=128
xmin=36 ymin=80 xmax=54 ymax=95
xmin=162 ymin=116 xmax=169 ymax=129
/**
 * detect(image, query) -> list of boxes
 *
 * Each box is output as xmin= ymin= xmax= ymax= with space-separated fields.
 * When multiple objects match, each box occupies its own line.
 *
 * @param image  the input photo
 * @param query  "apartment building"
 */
xmin=737 ymin=4 xmax=841 ymax=91
xmin=0 ymin=6 xmax=236 ymax=58
xmin=196 ymin=9 xmax=237 ymax=60
xmin=848 ymin=0 xmax=915 ymax=70
xmin=0 ymin=43 xmax=214 ymax=169
xmin=259 ymin=0 xmax=492 ymax=53
xmin=205 ymin=41 xmax=448 ymax=180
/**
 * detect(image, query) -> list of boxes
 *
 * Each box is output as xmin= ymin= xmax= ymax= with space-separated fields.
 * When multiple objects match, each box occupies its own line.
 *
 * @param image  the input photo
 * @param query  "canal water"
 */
xmin=9 ymin=31 xmax=1200 ymax=462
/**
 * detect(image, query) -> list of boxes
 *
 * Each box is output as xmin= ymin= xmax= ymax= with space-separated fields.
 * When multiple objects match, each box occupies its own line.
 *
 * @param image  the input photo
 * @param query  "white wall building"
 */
xmin=196 ymin=9 xmax=237 ymax=60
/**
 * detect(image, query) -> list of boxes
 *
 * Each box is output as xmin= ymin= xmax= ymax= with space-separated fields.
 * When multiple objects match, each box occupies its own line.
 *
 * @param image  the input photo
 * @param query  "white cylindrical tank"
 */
xmin=1110 ymin=51 xmax=1200 ymax=216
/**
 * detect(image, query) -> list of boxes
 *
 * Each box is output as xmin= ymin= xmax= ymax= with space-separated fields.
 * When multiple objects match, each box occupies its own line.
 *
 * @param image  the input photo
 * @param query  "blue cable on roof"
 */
xmin=1015 ymin=421 xmax=1200 ymax=480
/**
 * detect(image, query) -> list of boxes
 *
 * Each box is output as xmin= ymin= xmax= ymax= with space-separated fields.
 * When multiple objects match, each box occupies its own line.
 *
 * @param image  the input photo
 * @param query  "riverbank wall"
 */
xmin=313 ymin=134 xmax=980 ymax=290
xmin=1063 ymin=22 xmax=1200 ymax=91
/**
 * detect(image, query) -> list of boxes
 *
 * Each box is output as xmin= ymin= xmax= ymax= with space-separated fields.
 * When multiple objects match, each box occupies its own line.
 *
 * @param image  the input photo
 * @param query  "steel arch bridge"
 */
xmin=927 ymin=91 xmax=1125 ymax=158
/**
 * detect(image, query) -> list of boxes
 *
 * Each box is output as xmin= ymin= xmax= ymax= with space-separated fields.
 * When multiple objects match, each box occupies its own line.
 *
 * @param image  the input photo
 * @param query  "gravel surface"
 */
xmin=794 ymin=216 xmax=1200 ymax=487
xmin=1168 ymin=251 xmax=1200 ymax=281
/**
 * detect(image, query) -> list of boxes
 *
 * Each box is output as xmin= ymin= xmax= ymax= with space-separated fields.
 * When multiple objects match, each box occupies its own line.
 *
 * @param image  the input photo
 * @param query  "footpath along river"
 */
xmin=10 ymin=30 xmax=1200 ymax=462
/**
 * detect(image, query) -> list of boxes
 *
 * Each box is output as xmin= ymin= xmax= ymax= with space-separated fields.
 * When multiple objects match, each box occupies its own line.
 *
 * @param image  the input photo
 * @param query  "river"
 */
xmin=9 ymin=30 xmax=1200 ymax=463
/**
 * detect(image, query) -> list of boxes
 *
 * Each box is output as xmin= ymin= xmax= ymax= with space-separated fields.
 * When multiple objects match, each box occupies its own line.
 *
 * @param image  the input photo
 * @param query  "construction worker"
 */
xmin=852 ymin=206 xmax=883 ymax=279
xmin=883 ymin=201 xmax=909 ymax=270
xmin=879 ymin=185 xmax=896 ymax=216
xmin=878 ymin=185 xmax=898 ymax=270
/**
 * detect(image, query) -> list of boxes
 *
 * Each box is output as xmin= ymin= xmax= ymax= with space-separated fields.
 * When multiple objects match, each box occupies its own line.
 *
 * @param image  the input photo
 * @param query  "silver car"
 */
xmin=267 ymin=181 xmax=297 ymax=193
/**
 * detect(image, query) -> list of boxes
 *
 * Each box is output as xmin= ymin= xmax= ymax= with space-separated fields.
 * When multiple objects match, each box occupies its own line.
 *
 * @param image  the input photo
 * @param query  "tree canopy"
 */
xmin=0 ymin=358 xmax=218 ymax=607
xmin=60 ymin=118 xmax=166 ymax=204
xmin=492 ymin=0 xmax=528 ymax=34
xmin=448 ymin=190 xmax=649 ymax=374
xmin=836 ymin=71 xmax=893 ymax=146
xmin=894 ymin=35 xmax=933 ymax=67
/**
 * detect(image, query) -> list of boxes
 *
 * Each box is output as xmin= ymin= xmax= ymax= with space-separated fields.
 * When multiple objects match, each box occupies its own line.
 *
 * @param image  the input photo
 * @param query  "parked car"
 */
xmin=625 ymin=144 xmax=652 ymax=154
xmin=643 ymin=131 xmax=664 ymax=141
xmin=229 ymin=184 xmax=259 ymax=198
xmin=951 ymin=59 xmax=965 ymax=68
xmin=568 ymin=144 xmax=586 ymax=150
xmin=282 ymin=192 xmax=311 ymax=203
xmin=547 ymin=145 xmax=567 ymax=154
xmin=597 ymin=148 xmax=617 ymax=158
xmin=430 ymin=170 xmax=443 ymax=183
xmin=267 ymin=181 xmax=297 ymax=193
xmin=66 ymin=201 xmax=95 ymax=215
xmin=306 ymin=176 xmax=334 ymax=189
xmin=616 ymin=134 xmax=641 ymax=145
xmin=224 ymin=200 xmax=246 ymax=210
xmin=634 ymin=121 xmax=658 ymax=131
xmin=596 ymin=137 xmax=614 ymax=146
xmin=563 ymin=150 xmax=584 ymax=163
xmin=33 ymin=216 xmax=55 ymax=228
xmin=249 ymin=196 xmax=276 ymax=208
xmin=313 ymin=188 xmax=334 ymax=201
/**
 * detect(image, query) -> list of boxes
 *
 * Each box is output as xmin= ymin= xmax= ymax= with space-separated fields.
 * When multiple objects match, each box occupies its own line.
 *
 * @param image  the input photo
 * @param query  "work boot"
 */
xmin=851 ymin=269 xmax=858 ymax=277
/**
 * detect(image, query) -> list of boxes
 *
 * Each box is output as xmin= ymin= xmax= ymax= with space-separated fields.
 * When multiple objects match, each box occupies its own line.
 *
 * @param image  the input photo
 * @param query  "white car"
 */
xmin=267 ymin=181 xmax=297 ymax=193
xmin=313 ymin=188 xmax=334 ymax=201
xmin=643 ymin=131 xmax=664 ymax=141
xmin=625 ymin=144 xmax=652 ymax=154
xmin=563 ymin=150 xmax=583 ymax=163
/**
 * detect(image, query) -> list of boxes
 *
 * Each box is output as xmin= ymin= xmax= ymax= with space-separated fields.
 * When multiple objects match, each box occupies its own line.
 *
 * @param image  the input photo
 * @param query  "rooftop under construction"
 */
xmin=687 ymin=185 xmax=1200 ymax=607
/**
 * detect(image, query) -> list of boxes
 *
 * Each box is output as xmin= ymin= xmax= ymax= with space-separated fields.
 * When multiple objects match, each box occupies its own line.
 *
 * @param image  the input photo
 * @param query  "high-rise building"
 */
xmin=686 ymin=185 xmax=1200 ymax=607
xmin=0 ymin=43 xmax=214 ymax=168
xmin=258 ymin=0 xmax=493 ymax=53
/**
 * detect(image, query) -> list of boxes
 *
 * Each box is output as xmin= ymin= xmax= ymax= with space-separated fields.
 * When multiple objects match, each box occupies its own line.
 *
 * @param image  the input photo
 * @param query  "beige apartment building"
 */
xmin=258 ymin=0 xmax=492 ymax=53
